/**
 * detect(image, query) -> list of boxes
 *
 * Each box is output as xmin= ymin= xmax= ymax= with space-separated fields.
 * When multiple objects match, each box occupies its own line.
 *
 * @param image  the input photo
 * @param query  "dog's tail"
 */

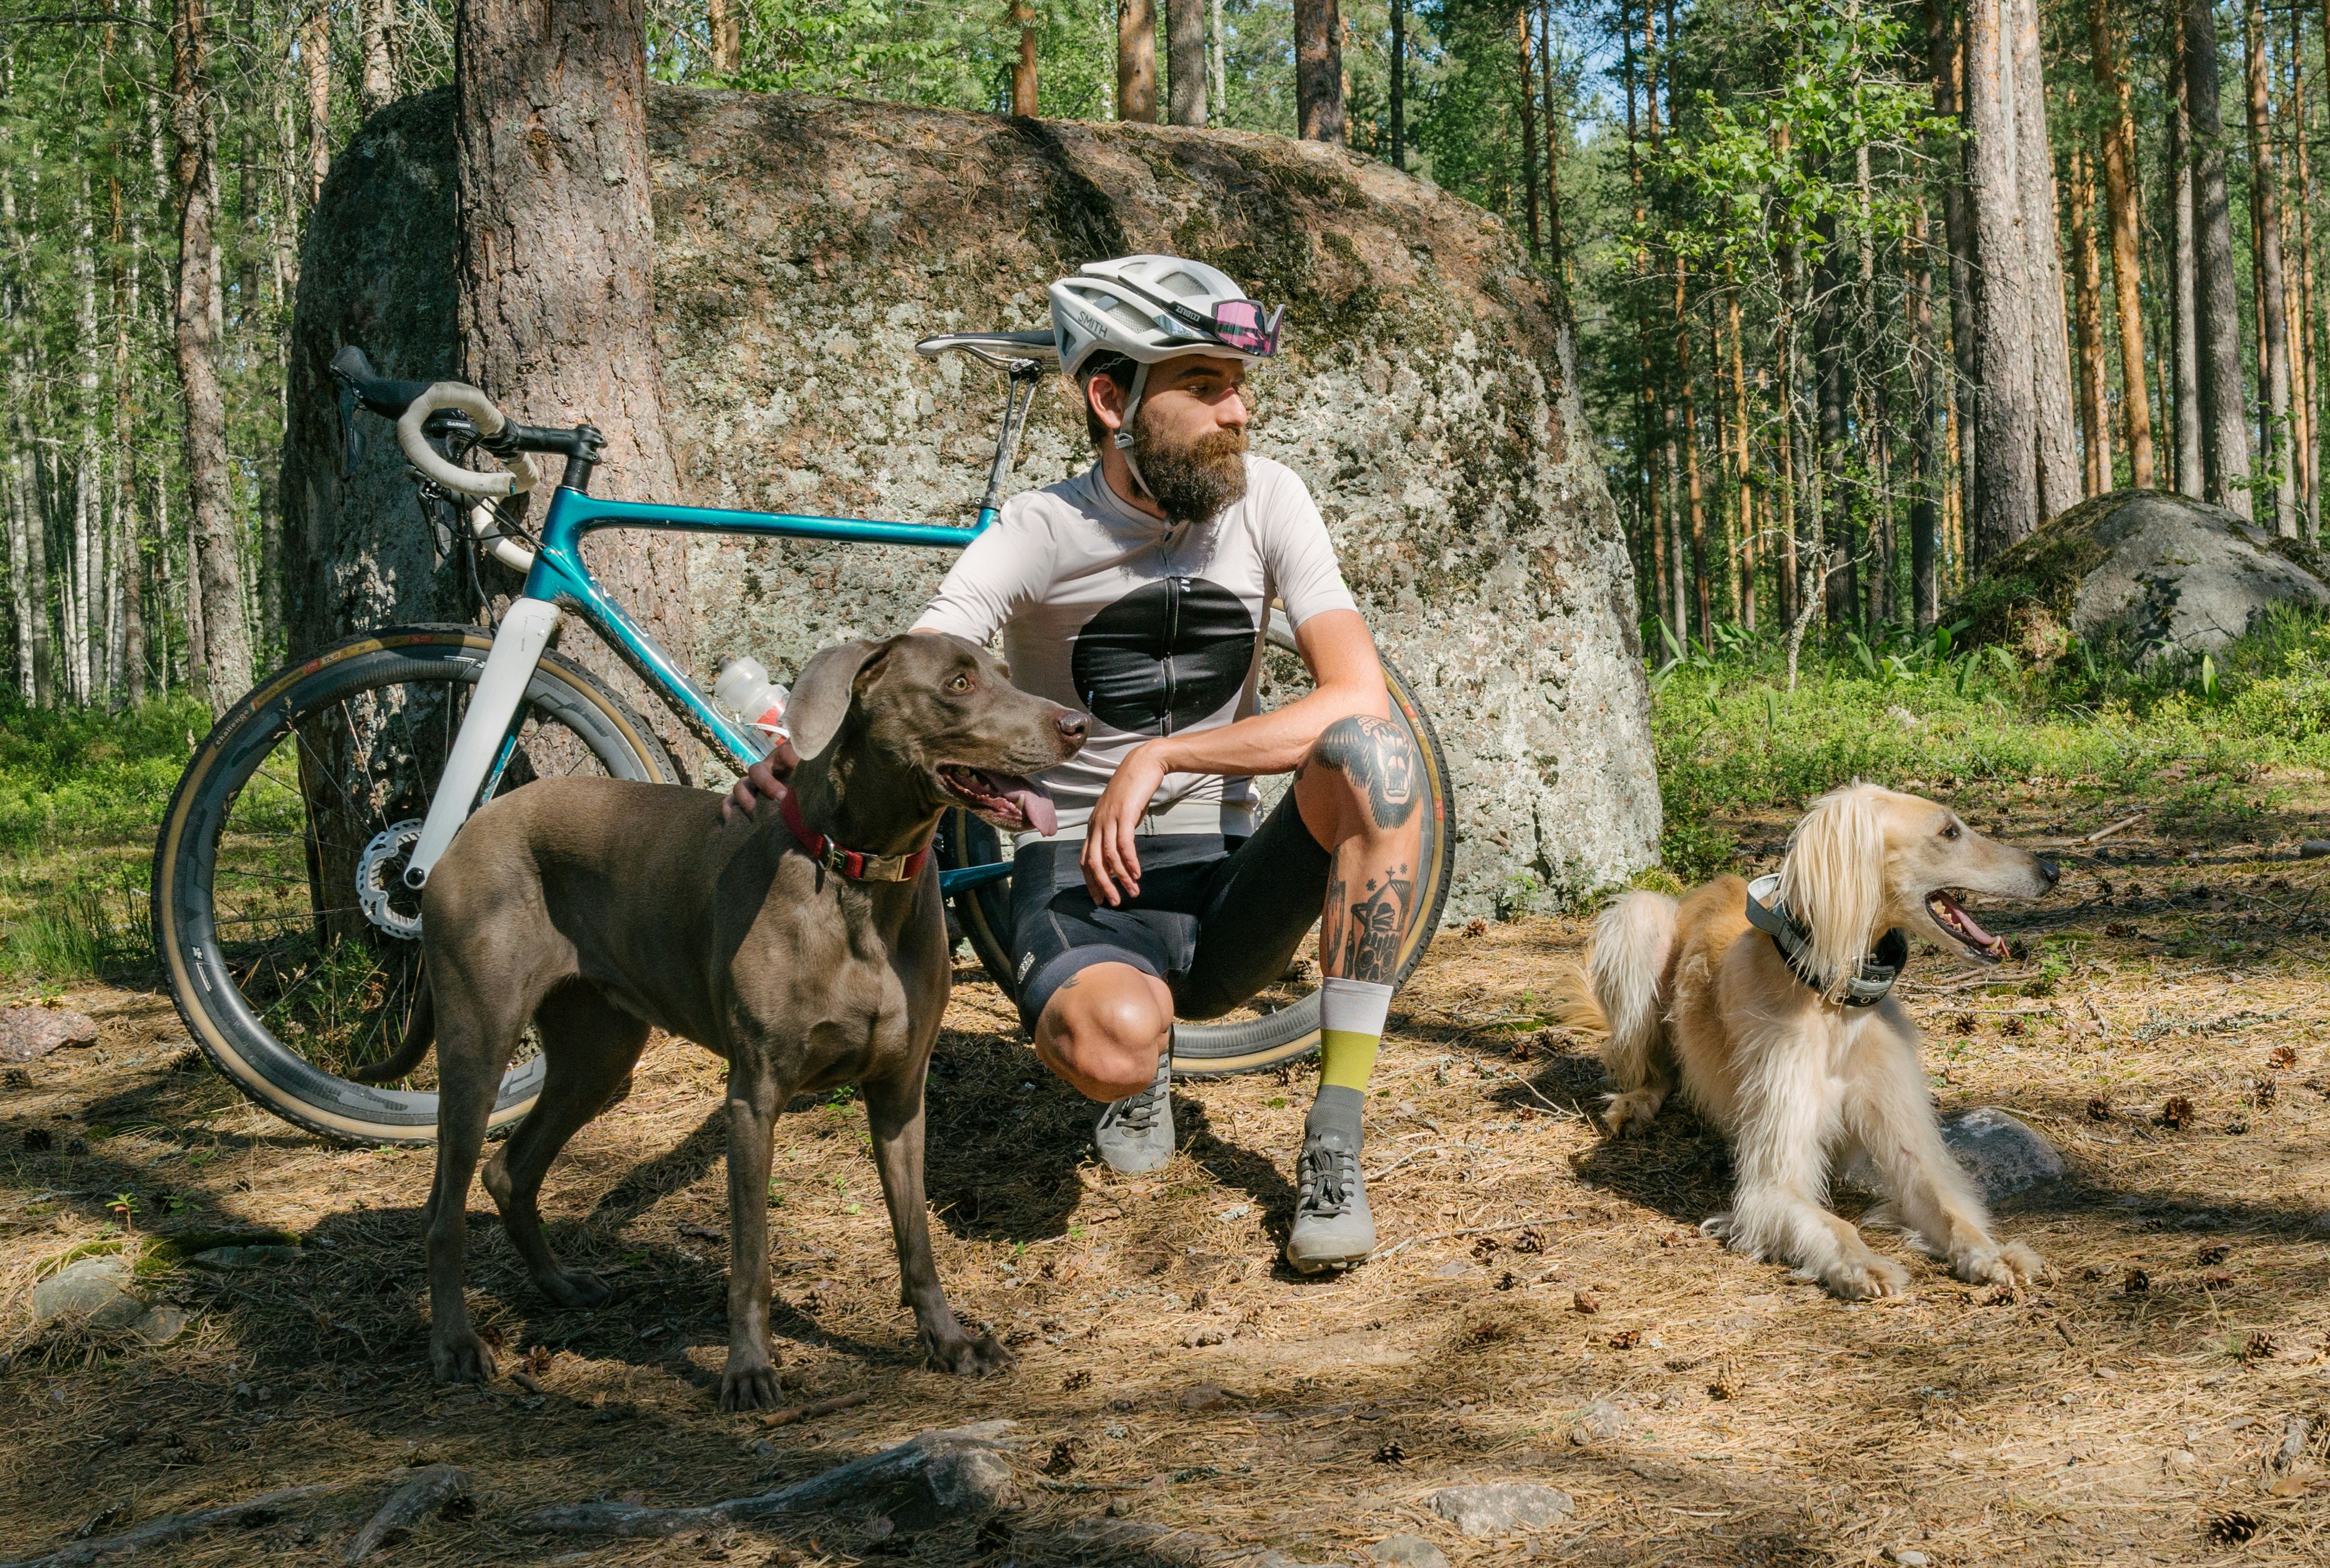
xmin=349 ymin=969 xmax=435 ymax=1085
xmin=1550 ymin=891 xmax=1676 ymax=1092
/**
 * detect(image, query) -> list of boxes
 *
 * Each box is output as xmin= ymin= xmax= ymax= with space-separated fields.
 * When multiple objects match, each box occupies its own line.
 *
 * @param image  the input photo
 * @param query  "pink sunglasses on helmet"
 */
xmin=1160 ymin=296 xmax=1286 ymax=357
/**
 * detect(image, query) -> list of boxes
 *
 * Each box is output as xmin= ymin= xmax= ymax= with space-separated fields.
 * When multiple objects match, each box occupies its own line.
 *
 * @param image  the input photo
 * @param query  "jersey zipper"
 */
xmin=1161 ymin=573 xmax=1181 ymax=736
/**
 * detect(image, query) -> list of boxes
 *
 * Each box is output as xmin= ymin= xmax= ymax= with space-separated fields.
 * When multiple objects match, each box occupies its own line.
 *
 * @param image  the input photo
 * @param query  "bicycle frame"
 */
xmin=400 ymin=489 xmax=1001 ymax=894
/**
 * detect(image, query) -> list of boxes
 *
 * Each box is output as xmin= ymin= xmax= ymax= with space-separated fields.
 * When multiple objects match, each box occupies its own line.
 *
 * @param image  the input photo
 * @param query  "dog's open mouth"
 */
xmin=937 ymin=764 xmax=1057 ymax=835
xmin=1927 ymin=891 xmax=2009 ymax=962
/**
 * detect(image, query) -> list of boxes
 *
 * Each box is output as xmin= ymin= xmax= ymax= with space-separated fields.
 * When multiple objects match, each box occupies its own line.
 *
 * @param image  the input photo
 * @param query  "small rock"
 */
xmin=1433 ymin=1260 xmax=1473 ymax=1278
xmin=1369 ymin=1535 xmax=1450 ymax=1568
xmin=0 ymin=1007 xmax=100 ymax=1063
xmin=2166 ymin=1448 xmax=2197 ymax=1468
xmin=1179 ymin=1325 xmax=1226 ymax=1349
xmin=133 ymin=1305 xmax=191 ymax=1344
xmin=1885 ymin=1551 xmax=1932 ymax=1567
xmin=32 ymin=1256 xmax=143 ymax=1330
xmin=187 ymin=1244 xmax=302 ymax=1270
xmin=1566 ymin=1397 xmax=1623 ymax=1445
xmin=1842 ymin=1107 xmax=2063 ymax=1201
xmin=1177 ymin=1382 xmax=1229 ymax=1411
xmin=2302 ymin=840 xmax=2330 ymax=859
xmin=1431 ymin=1482 xmax=1574 ymax=1537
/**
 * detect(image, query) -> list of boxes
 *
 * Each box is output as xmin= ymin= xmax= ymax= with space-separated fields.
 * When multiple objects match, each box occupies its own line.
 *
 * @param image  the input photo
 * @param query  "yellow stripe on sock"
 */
xmin=1318 ymin=1027 xmax=1381 ymax=1093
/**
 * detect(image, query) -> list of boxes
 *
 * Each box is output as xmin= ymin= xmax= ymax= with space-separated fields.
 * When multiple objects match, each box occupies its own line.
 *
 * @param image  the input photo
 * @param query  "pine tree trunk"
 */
xmin=710 ymin=0 xmax=740 ymax=76
xmin=1728 ymin=285 xmax=1754 ymax=633
xmin=2070 ymin=142 xmax=2111 ymax=494
xmin=456 ymin=0 xmax=692 ymax=770
xmin=2169 ymin=23 xmax=2205 ymax=497
xmin=1295 ymin=0 xmax=1343 ymax=143
xmin=1516 ymin=10 xmax=1540 ymax=254
xmin=1541 ymin=3 xmax=1563 ymax=281
xmin=2090 ymin=0 xmax=2153 ymax=489
xmin=2008 ymin=0 xmax=2080 ymax=520
xmin=1912 ymin=218 xmax=1940 ymax=631
xmin=360 ymin=0 xmax=397 ymax=116
xmin=2294 ymin=8 xmax=2320 ymax=537
xmin=172 ymin=0 xmax=252 ymax=711
xmin=2187 ymin=0 xmax=2255 ymax=514
xmin=2246 ymin=0 xmax=2296 ymax=533
xmin=1166 ymin=0 xmax=1205 ymax=126
xmin=1009 ymin=0 xmax=1038 ymax=116
xmin=1678 ymin=277 xmax=1707 ymax=648
xmin=303 ymin=3 xmax=332 ymax=203
xmin=1964 ymin=0 xmax=2039 ymax=564
xmin=1927 ymin=0 xmax=1979 ymax=584
xmin=1813 ymin=213 xmax=1851 ymax=626
xmin=1116 ymin=0 xmax=1156 ymax=122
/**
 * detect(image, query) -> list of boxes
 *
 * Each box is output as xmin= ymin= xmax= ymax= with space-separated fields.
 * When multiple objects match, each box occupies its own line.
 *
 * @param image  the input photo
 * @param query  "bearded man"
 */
xmin=732 ymin=256 xmax=1424 ymax=1271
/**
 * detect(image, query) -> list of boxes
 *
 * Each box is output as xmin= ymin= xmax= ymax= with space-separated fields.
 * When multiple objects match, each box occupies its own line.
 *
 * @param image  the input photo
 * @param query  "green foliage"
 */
xmin=1650 ymin=611 xmax=2330 ymax=884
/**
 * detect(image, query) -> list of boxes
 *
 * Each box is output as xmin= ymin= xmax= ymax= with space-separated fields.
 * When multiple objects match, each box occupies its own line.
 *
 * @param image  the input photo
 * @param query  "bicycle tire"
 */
xmin=153 ymin=624 xmax=677 ymax=1145
xmin=936 ymin=629 xmax=1456 ymax=1080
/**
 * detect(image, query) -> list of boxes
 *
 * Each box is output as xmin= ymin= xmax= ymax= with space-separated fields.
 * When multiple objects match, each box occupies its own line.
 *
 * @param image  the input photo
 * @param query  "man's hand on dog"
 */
xmin=723 ymin=743 xmax=800 ymax=823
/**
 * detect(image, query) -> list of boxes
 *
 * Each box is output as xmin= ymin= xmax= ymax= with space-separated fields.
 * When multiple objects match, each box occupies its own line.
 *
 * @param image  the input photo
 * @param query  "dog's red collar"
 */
xmin=773 ymin=784 xmax=930 ymax=883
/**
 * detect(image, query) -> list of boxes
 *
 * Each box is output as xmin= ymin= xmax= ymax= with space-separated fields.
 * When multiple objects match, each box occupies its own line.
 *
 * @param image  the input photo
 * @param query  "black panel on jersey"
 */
xmin=1069 ymin=577 xmax=1257 ymax=736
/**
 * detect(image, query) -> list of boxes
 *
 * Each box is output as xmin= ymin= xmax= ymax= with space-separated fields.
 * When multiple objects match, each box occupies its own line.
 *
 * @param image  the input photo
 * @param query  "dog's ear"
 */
xmin=1776 ymin=784 xmax=1888 ymax=991
xmin=784 ymin=637 xmax=902 ymax=761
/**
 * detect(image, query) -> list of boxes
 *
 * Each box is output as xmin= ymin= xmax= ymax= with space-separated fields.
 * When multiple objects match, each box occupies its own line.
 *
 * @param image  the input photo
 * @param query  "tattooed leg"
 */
xmin=1295 ymin=714 xmax=1426 ymax=985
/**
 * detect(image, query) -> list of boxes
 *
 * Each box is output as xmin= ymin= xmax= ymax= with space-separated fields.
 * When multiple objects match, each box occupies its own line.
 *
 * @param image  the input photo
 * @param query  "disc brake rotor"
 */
xmin=356 ymin=819 xmax=426 ymax=940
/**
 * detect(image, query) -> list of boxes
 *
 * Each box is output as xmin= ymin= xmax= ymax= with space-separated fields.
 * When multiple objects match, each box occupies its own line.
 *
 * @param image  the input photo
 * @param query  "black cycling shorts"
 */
xmin=1008 ymin=791 xmax=1334 ymax=1033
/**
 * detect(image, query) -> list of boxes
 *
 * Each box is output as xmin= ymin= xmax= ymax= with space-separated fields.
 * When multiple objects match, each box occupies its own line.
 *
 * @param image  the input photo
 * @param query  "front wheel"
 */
xmin=152 ymin=624 xmax=677 ymax=1145
xmin=936 ymin=621 xmax=1455 ymax=1079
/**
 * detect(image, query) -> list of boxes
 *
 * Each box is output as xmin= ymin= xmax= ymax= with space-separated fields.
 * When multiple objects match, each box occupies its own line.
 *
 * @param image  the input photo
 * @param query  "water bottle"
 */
xmin=713 ymin=655 xmax=790 ymax=746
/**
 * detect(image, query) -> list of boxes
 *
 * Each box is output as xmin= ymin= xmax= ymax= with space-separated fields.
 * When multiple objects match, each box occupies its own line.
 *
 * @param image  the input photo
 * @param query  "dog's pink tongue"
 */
xmin=1006 ymin=779 xmax=1057 ymax=836
xmin=1939 ymin=894 xmax=2005 ymax=953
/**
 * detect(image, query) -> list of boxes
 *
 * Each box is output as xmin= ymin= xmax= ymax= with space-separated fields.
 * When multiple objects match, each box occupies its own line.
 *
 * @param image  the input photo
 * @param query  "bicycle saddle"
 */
xmin=915 ymin=330 xmax=1060 ymax=367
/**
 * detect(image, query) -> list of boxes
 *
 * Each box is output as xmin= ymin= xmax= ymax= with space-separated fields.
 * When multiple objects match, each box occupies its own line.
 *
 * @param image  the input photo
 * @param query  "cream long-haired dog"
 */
xmin=1559 ymin=784 xmax=2059 ymax=1299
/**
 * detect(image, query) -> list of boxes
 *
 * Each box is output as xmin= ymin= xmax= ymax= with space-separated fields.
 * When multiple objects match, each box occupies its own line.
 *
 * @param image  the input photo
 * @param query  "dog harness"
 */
xmin=774 ymin=784 xmax=930 ymax=883
xmin=1743 ymin=873 xmax=1907 ymax=1007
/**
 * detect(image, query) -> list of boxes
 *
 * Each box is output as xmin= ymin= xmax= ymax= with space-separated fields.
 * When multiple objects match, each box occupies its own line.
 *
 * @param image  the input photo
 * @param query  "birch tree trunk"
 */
xmin=1965 ymin=0 xmax=2039 ymax=564
xmin=2245 ymin=0 xmax=2295 ymax=533
xmin=1295 ymin=0 xmax=1343 ymax=143
xmin=1118 ymin=0 xmax=1157 ymax=123
xmin=1166 ymin=0 xmax=1205 ymax=126
xmin=2089 ymin=0 xmax=2153 ymax=489
xmin=2169 ymin=21 xmax=2206 ymax=498
xmin=2187 ymin=0 xmax=2254 ymax=514
xmin=2008 ymin=0 xmax=2079 ymax=520
xmin=172 ymin=0 xmax=253 ymax=709
xmin=456 ymin=0 xmax=691 ymax=769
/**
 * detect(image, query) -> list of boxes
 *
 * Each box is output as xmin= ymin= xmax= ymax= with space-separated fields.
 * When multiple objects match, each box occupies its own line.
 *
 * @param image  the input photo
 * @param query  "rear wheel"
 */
xmin=152 ymin=624 xmax=676 ymax=1145
xmin=936 ymin=614 xmax=1455 ymax=1078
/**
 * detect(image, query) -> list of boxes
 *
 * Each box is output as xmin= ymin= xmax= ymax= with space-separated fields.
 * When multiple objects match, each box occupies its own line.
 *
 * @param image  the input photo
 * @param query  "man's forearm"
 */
xmin=1143 ymin=677 xmax=1390 ymax=779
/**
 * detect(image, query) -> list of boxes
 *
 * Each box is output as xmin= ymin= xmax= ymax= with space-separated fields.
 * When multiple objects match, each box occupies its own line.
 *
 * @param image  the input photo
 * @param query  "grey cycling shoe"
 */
xmin=1285 ymin=1125 xmax=1376 ymax=1273
xmin=1094 ymin=1054 xmax=1175 ymax=1174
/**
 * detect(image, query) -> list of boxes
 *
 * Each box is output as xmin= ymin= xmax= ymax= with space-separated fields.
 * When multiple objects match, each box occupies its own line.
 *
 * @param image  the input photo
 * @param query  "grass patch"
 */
xmin=1651 ymin=611 xmax=2330 ymax=882
xmin=0 ymin=690 xmax=207 ymax=989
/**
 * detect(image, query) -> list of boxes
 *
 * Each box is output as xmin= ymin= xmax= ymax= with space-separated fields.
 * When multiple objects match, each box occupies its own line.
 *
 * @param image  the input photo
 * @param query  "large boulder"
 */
xmin=1959 ymin=489 xmax=2330 ymax=668
xmin=282 ymin=89 xmax=1657 ymax=916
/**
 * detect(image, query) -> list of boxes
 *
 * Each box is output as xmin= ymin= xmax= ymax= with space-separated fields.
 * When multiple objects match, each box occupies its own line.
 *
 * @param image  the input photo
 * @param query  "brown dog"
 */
xmin=358 ymin=632 xmax=1084 ymax=1407
xmin=1559 ymin=784 xmax=2059 ymax=1300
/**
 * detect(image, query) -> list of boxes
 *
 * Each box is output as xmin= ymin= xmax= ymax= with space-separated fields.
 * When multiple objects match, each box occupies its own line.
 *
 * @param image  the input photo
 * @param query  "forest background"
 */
xmin=0 ymin=0 xmax=2310 ymax=714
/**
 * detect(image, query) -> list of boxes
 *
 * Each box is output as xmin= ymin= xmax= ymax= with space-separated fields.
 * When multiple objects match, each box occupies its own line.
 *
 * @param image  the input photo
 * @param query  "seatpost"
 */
xmin=975 ymin=362 xmax=1045 ymax=524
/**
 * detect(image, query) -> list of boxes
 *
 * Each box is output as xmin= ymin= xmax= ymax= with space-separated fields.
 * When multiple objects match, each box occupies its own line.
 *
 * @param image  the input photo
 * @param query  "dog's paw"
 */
xmin=1599 ymin=1090 xmax=1663 ymax=1138
xmin=430 ymin=1331 xmax=498 ymax=1385
xmin=929 ymin=1332 xmax=1016 ymax=1378
xmin=1951 ymin=1239 xmax=2048 ymax=1290
xmin=1822 ymin=1253 xmax=1912 ymax=1301
xmin=719 ymin=1358 xmax=783 ymax=1412
xmin=538 ymin=1268 xmax=614 ymax=1309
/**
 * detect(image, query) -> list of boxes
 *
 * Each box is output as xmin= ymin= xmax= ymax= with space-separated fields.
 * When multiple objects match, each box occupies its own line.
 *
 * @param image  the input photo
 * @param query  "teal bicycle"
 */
xmin=153 ymin=334 xmax=1453 ymax=1144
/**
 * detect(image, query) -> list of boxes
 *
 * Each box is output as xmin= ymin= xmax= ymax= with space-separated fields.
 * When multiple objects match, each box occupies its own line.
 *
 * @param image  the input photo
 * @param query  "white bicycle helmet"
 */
xmin=1049 ymin=255 xmax=1284 ymax=495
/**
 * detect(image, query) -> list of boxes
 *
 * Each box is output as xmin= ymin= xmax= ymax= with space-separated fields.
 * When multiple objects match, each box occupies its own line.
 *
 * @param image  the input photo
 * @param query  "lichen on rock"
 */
xmin=284 ymin=89 xmax=1659 ymax=917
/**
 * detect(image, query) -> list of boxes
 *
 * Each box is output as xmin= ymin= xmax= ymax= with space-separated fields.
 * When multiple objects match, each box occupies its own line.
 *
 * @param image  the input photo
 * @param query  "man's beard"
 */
xmin=1130 ymin=416 xmax=1248 ymax=524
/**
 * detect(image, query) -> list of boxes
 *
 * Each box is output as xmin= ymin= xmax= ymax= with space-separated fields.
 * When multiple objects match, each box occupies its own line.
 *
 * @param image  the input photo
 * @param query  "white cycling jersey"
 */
xmin=914 ymin=455 xmax=1358 ymax=846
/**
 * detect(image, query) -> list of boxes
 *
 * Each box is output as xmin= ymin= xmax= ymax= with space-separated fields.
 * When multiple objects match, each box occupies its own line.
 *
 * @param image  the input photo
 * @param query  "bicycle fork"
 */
xmin=400 ymin=596 xmax=564 ymax=891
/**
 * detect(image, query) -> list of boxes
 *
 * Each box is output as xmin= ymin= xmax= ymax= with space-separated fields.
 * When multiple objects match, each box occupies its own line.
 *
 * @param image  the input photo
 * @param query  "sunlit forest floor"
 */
xmin=7 ymin=762 xmax=2330 ymax=1564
